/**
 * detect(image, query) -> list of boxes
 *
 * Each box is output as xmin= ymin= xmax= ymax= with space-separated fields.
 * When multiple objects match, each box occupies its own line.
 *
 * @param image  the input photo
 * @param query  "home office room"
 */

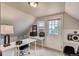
xmin=0 ymin=0 xmax=79 ymax=58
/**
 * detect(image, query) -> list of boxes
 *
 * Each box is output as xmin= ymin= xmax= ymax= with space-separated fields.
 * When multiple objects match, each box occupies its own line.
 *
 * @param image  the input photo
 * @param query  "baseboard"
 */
xmin=36 ymin=44 xmax=63 ymax=53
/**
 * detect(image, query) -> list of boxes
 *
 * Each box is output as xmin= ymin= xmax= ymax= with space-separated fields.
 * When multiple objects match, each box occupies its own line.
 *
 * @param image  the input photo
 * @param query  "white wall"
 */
xmin=63 ymin=13 xmax=79 ymax=42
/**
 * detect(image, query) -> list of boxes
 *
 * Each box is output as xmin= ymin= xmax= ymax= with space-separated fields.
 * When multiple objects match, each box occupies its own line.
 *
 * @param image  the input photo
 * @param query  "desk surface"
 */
xmin=0 ymin=38 xmax=36 ymax=51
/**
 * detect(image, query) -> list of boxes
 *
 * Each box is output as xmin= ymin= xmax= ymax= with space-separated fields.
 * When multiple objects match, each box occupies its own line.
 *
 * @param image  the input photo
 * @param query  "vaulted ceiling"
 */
xmin=1 ymin=2 xmax=79 ymax=20
xmin=2 ymin=2 xmax=65 ymax=17
xmin=65 ymin=2 xmax=79 ymax=20
xmin=1 ymin=3 xmax=35 ymax=35
xmin=1 ymin=2 xmax=79 ymax=36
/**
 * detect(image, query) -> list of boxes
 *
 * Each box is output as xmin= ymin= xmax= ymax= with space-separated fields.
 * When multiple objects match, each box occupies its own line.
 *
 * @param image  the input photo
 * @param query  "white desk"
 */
xmin=0 ymin=38 xmax=36 ymax=56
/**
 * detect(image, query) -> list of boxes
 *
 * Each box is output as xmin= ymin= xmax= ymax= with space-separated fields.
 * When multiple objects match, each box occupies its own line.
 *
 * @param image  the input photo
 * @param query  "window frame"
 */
xmin=48 ymin=18 xmax=60 ymax=36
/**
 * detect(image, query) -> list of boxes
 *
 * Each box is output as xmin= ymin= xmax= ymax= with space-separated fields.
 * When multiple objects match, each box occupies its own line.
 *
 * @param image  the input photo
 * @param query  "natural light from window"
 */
xmin=48 ymin=19 xmax=59 ymax=35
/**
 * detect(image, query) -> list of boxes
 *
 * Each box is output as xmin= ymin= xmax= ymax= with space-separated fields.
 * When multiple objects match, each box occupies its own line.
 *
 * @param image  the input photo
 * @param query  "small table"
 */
xmin=30 ymin=36 xmax=45 ymax=55
xmin=30 ymin=36 xmax=45 ymax=47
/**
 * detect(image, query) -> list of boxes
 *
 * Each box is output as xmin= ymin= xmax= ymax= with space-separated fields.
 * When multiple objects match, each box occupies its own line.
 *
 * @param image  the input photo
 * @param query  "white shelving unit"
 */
xmin=36 ymin=21 xmax=46 ymax=46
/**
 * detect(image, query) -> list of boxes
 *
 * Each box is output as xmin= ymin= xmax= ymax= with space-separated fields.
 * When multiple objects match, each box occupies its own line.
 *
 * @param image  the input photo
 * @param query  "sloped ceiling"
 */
xmin=1 ymin=3 xmax=35 ymax=36
xmin=4 ymin=2 xmax=79 ymax=20
xmin=3 ymin=2 xmax=65 ymax=17
xmin=1 ymin=2 xmax=79 ymax=36
xmin=65 ymin=2 xmax=79 ymax=20
xmin=1 ymin=2 xmax=65 ymax=36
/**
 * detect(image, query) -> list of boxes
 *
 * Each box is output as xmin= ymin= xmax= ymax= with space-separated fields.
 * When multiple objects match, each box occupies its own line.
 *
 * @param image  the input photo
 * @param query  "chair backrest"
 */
xmin=19 ymin=44 xmax=29 ymax=50
xmin=63 ymin=46 xmax=75 ymax=55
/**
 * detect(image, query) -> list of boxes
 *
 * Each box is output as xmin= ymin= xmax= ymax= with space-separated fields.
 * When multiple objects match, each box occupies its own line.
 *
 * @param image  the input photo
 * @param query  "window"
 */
xmin=48 ymin=19 xmax=59 ymax=35
xmin=37 ymin=21 xmax=45 ymax=33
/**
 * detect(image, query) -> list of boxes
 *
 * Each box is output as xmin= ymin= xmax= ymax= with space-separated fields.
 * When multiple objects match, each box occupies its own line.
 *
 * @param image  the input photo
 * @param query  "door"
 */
xmin=46 ymin=19 xmax=63 ymax=51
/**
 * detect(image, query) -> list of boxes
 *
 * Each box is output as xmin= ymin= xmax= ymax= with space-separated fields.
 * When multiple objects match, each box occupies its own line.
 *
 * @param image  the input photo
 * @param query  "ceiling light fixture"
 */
xmin=28 ymin=2 xmax=38 ymax=8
